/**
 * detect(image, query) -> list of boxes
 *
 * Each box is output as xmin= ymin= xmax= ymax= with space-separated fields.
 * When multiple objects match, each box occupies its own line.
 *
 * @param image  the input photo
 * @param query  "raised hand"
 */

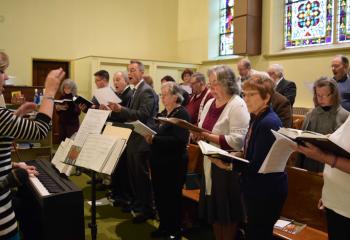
xmin=44 ymin=68 xmax=65 ymax=96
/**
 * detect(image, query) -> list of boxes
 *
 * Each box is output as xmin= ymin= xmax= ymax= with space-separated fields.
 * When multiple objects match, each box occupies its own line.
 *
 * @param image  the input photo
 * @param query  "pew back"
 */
xmin=281 ymin=167 xmax=327 ymax=231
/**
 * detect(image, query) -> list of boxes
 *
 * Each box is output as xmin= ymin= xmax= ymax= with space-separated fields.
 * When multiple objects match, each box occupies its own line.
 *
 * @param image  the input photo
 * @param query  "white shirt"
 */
xmin=322 ymin=115 xmax=350 ymax=218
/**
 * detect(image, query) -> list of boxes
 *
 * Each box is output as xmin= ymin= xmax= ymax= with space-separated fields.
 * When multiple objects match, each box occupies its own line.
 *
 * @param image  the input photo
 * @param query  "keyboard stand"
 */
xmin=88 ymin=170 xmax=98 ymax=240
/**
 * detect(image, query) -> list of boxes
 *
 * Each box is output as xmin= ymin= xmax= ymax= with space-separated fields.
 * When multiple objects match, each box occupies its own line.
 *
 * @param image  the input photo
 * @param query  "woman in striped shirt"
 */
xmin=0 ymin=52 xmax=65 ymax=240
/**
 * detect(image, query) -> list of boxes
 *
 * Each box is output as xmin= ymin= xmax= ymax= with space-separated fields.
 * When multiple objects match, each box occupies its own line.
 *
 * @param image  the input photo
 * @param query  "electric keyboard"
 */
xmin=16 ymin=159 xmax=85 ymax=240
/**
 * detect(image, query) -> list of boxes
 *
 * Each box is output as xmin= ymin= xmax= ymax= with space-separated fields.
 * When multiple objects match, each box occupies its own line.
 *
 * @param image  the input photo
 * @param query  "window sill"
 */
xmin=202 ymin=55 xmax=243 ymax=64
xmin=264 ymin=43 xmax=350 ymax=58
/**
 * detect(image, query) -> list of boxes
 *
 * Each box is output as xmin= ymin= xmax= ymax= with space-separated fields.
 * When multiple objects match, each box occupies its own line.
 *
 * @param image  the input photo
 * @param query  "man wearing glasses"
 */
xmin=186 ymin=72 xmax=213 ymax=125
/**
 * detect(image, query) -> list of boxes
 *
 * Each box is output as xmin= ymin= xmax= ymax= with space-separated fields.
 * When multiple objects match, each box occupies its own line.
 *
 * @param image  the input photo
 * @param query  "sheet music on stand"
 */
xmin=73 ymin=109 xmax=111 ymax=147
xmin=62 ymin=125 xmax=131 ymax=175
xmin=51 ymin=138 xmax=75 ymax=176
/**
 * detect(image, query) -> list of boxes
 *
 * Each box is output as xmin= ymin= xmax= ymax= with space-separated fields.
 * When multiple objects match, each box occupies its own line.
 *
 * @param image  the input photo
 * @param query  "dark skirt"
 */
xmin=199 ymin=163 xmax=243 ymax=224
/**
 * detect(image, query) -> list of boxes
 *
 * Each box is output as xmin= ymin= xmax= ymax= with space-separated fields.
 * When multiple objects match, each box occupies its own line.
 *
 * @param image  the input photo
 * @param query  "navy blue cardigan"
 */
xmin=241 ymin=107 xmax=288 ymax=197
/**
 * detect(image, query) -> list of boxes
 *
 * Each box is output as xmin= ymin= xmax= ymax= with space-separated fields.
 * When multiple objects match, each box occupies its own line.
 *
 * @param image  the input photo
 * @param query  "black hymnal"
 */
xmin=278 ymin=128 xmax=350 ymax=159
xmin=73 ymin=96 xmax=93 ymax=109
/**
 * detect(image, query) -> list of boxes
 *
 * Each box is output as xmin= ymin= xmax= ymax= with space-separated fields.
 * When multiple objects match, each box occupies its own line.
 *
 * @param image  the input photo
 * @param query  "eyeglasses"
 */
xmin=316 ymin=93 xmax=332 ymax=99
xmin=242 ymin=91 xmax=260 ymax=98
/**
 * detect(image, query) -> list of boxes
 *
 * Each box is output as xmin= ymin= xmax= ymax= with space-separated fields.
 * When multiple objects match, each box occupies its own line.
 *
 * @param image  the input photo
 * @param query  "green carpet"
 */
xmin=69 ymin=174 xmax=213 ymax=240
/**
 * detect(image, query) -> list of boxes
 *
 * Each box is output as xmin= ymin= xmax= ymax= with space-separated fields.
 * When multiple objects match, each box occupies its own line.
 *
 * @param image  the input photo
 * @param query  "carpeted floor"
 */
xmin=70 ymin=174 xmax=213 ymax=240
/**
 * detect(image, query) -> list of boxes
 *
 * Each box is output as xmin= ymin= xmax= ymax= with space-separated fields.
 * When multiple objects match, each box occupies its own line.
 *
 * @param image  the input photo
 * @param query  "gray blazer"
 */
xmin=111 ymin=81 xmax=158 ymax=151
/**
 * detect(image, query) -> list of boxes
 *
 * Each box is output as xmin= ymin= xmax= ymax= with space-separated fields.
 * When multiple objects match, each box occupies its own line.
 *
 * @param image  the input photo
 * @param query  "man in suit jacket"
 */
xmin=108 ymin=60 xmax=158 ymax=223
xmin=267 ymin=64 xmax=297 ymax=106
xmin=113 ymin=71 xmax=133 ymax=107
xmin=108 ymin=71 xmax=134 ymax=208
xmin=271 ymin=91 xmax=293 ymax=128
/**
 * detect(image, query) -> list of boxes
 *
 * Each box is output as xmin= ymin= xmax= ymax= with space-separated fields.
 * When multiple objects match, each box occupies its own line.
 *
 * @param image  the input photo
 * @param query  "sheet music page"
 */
xmin=127 ymin=120 xmax=156 ymax=136
xmin=73 ymin=109 xmax=111 ymax=147
xmin=258 ymin=130 xmax=297 ymax=174
xmin=329 ymin=115 xmax=350 ymax=153
xmin=198 ymin=141 xmax=249 ymax=163
xmin=101 ymin=138 xmax=126 ymax=175
xmin=74 ymin=134 xmax=117 ymax=172
xmin=94 ymin=87 xmax=122 ymax=105
xmin=198 ymin=140 xmax=226 ymax=155
xmin=52 ymin=138 xmax=75 ymax=176
xmin=103 ymin=125 xmax=132 ymax=140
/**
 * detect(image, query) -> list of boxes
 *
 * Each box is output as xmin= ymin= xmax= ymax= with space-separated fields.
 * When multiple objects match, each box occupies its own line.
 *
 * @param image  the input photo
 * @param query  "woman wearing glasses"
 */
xmin=296 ymin=77 xmax=349 ymax=173
xmin=210 ymin=73 xmax=287 ymax=240
xmin=193 ymin=65 xmax=250 ymax=240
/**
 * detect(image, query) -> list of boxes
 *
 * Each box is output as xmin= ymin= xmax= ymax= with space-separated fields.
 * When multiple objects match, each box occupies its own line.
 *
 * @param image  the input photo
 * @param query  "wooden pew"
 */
xmin=187 ymin=143 xmax=203 ymax=174
xmin=292 ymin=114 xmax=305 ymax=130
xmin=182 ymin=166 xmax=328 ymax=239
xmin=182 ymin=144 xmax=203 ymax=229
xmin=273 ymin=167 xmax=328 ymax=240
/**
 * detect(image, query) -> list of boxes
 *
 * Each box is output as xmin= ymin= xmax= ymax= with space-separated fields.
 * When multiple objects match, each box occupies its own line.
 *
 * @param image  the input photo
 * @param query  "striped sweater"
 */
xmin=0 ymin=107 xmax=51 ymax=239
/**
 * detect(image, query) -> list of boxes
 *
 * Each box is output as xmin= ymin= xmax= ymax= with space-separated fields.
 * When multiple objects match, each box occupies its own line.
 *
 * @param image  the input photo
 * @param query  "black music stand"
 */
xmin=88 ymin=170 xmax=98 ymax=240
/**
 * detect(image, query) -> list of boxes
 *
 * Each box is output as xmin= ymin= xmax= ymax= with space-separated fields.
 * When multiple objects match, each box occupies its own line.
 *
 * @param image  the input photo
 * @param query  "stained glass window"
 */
xmin=285 ymin=0 xmax=334 ymax=48
xmin=219 ymin=0 xmax=234 ymax=56
xmin=338 ymin=0 xmax=350 ymax=42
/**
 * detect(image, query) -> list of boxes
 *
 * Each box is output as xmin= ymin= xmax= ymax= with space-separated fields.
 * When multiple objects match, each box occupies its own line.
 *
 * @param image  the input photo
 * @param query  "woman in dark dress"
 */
xmin=55 ymin=79 xmax=81 ymax=142
xmin=144 ymin=82 xmax=190 ymax=240
xmin=211 ymin=73 xmax=288 ymax=240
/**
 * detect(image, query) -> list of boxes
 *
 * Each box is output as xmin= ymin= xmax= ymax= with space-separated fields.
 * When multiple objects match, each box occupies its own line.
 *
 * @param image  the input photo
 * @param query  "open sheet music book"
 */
xmin=63 ymin=125 xmax=131 ymax=175
xmin=125 ymin=120 xmax=156 ymax=136
xmin=197 ymin=141 xmax=249 ymax=164
xmin=278 ymin=127 xmax=350 ymax=159
xmin=156 ymin=117 xmax=210 ymax=133
xmin=51 ymin=138 xmax=75 ymax=176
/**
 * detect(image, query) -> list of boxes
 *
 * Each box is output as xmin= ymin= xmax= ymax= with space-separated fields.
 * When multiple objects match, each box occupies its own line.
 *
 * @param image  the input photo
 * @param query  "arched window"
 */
xmin=284 ymin=0 xmax=334 ymax=48
xmin=219 ymin=0 xmax=234 ymax=56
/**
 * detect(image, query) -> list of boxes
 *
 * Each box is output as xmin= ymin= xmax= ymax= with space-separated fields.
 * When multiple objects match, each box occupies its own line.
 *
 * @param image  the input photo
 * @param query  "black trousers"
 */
xmin=244 ymin=192 xmax=287 ymax=240
xmin=151 ymin=161 xmax=186 ymax=234
xmin=110 ymin=151 xmax=132 ymax=203
xmin=326 ymin=208 xmax=350 ymax=240
xmin=126 ymin=148 xmax=153 ymax=214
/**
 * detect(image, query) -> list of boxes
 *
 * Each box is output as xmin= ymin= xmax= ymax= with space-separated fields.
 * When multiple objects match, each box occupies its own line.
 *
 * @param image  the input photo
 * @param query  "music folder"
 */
xmin=156 ymin=117 xmax=211 ymax=133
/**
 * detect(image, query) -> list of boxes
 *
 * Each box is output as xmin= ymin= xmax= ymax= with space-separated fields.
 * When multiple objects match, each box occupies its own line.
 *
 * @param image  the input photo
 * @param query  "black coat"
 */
xmin=276 ymin=78 xmax=297 ymax=106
